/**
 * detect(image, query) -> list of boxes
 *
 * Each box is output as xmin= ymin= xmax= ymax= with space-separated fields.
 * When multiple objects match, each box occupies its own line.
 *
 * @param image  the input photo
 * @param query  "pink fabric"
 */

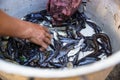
xmin=47 ymin=0 xmax=82 ymax=24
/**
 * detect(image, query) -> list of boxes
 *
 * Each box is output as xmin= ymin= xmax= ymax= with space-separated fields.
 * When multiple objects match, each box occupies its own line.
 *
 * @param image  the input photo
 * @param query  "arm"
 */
xmin=0 ymin=10 xmax=51 ymax=51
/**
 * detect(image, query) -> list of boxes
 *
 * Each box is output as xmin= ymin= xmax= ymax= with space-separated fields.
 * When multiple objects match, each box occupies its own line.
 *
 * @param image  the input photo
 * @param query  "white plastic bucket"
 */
xmin=0 ymin=0 xmax=120 ymax=79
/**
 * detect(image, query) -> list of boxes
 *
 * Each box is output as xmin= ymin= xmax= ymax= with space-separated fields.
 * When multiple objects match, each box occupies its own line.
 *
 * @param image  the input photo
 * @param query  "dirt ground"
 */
xmin=106 ymin=64 xmax=120 ymax=80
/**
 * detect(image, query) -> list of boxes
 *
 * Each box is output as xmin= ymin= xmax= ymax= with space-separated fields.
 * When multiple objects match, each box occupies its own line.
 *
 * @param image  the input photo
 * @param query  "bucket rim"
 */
xmin=0 ymin=51 xmax=120 ymax=78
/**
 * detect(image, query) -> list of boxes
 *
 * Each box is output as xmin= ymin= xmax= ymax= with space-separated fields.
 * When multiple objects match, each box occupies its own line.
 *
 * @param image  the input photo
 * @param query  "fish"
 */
xmin=0 ymin=8 xmax=112 ymax=68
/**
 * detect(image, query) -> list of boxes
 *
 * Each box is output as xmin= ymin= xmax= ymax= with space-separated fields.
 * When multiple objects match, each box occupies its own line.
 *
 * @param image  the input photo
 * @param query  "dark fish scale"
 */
xmin=0 ymin=9 xmax=112 ymax=68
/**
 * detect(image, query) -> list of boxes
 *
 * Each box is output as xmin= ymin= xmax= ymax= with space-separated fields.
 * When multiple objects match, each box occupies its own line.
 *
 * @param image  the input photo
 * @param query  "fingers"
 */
xmin=40 ymin=47 xmax=46 ymax=51
xmin=28 ymin=24 xmax=52 ymax=51
xmin=40 ymin=41 xmax=49 ymax=49
xmin=39 ymin=39 xmax=51 ymax=51
xmin=40 ymin=35 xmax=52 ymax=51
xmin=45 ymin=32 xmax=52 ymax=39
xmin=29 ymin=38 xmax=50 ymax=51
xmin=43 ymin=26 xmax=49 ymax=32
xmin=44 ymin=37 xmax=51 ymax=44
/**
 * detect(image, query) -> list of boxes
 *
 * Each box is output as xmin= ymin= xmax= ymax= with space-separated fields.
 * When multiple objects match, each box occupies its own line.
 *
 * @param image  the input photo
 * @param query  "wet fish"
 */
xmin=0 ymin=8 xmax=112 ymax=68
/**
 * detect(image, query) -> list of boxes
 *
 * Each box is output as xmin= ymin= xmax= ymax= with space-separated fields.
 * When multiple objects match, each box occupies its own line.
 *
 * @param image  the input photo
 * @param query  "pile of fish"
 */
xmin=0 ymin=10 xmax=112 ymax=68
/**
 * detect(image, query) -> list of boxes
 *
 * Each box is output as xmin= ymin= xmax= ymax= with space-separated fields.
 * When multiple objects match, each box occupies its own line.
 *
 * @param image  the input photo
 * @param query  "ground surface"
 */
xmin=106 ymin=64 xmax=120 ymax=80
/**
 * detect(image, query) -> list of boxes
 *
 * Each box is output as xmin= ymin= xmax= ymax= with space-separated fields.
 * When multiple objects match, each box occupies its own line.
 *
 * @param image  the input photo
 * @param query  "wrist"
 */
xmin=0 ymin=10 xmax=33 ymax=39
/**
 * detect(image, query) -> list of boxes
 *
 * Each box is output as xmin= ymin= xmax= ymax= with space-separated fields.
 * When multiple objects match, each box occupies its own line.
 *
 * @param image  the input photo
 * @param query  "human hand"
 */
xmin=0 ymin=10 xmax=51 ymax=51
xmin=21 ymin=21 xmax=52 ymax=51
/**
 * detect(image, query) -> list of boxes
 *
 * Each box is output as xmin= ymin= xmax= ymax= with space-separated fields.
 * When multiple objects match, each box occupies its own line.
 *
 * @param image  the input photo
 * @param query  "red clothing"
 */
xmin=47 ymin=0 xmax=82 ymax=24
